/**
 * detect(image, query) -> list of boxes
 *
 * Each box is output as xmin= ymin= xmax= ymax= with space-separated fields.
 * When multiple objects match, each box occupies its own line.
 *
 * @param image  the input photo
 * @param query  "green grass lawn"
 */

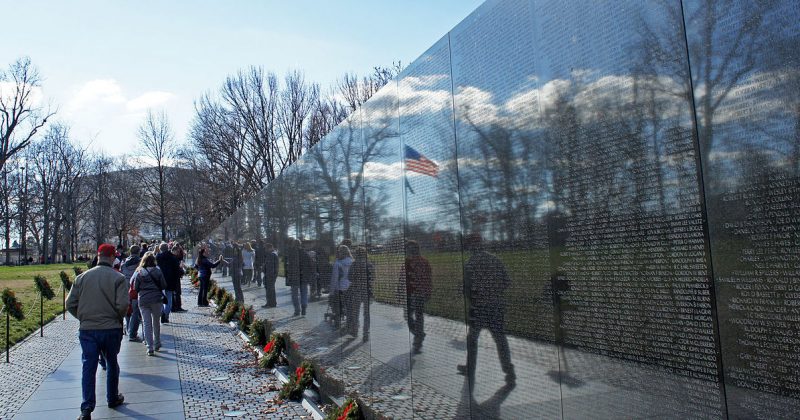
xmin=370 ymin=249 xmax=555 ymax=340
xmin=0 ymin=263 xmax=78 ymax=348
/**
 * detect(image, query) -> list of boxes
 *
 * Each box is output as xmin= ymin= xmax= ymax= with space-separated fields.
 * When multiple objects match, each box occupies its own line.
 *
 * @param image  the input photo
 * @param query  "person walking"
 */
xmin=156 ymin=242 xmax=181 ymax=323
xmin=329 ymin=245 xmax=353 ymax=328
xmin=457 ymin=233 xmax=516 ymax=390
xmin=66 ymin=243 xmax=129 ymax=420
xmin=242 ymin=241 xmax=256 ymax=287
xmin=120 ymin=245 xmax=142 ymax=342
xmin=347 ymin=246 xmax=373 ymax=342
xmin=262 ymin=243 xmax=279 ymax=308
xmin=132 ymin=252 xmax=167 ymax=356
xmin=405 ymin=240 xmax=432 ymax=354
xmin=195 ymin=247 xmax=224 ymax=307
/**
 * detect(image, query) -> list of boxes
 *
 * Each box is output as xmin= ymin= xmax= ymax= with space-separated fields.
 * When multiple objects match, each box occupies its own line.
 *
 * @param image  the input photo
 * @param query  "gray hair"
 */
xmin=159 ymin=242 xmax=169 ymax=252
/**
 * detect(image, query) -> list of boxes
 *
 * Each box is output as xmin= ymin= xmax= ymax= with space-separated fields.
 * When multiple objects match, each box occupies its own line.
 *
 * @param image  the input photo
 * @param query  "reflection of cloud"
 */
xmin=713 ymin=70 xmax=798 ymax=125
xmin=363 ymin=161 xmax=403 ymax=180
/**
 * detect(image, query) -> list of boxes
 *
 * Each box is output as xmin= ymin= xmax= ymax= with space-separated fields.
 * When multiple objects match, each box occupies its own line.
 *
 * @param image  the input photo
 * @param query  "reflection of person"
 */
xmin=457 ymin=233 xmax=516 ymax=389
xmin=242 ymin=241 xmax=255 ymax=286
xmin=330 ymin=245 xmax=353 ymax=328
xmin=298 ymin=241 xmax=317 ymax=315
xmin=347 ymin=246 xmax=373 ymax=342
xmin=316 ymin=247 xmax=332 ymax=296
xmin=405 ymin=240 xmax=432 ymax=354
xmin=195 ymin=248 xmax=223 ymax=307
xmin=231 ymin=242 xmax=244 ymax=302
xmin=66 ymin=244 xmax=129 ymax=419
xmin=262 ymin=243 xmax=279 ymax=308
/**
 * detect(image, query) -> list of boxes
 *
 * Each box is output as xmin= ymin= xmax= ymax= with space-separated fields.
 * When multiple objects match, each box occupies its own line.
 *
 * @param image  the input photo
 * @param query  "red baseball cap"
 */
xmin=97 ymin=243 xmax=116 ymax=258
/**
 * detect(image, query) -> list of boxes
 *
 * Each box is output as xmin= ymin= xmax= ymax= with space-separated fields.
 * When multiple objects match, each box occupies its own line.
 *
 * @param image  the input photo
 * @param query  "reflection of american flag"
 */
xmin=404 ymin=145 xmax=438 ymax=177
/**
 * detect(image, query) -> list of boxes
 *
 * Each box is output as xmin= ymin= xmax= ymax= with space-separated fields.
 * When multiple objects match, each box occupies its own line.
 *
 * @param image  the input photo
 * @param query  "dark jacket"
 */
xmin=299 ymin=249 xmax=316 ymax=284
xmin=196 ymin=255 xmax=220 ymax=278
xmin=285 ymin=247 xmax=301 ymax=286
xmin=349 ymin=258 xmax=373 ymax=298
xmin=464 ymin=250 xmax=510 ymax=326
xmin=405 ymin=255 xmax=432 ymax=299
xmin=264 ymin=251 xmax=279 ymax=281
xmin=157 ymin=251 xmax=181 ymax=291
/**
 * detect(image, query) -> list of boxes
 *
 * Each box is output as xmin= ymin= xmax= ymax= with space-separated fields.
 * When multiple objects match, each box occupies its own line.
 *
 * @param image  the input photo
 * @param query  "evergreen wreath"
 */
xmin=249 ymin=318 xmax=272 ymax=347
xmin=2 ymin=289 xmax=25 ymax=321
xmin=215 ymin=292 xmax=231 ymax=315
xmin=59 ymin=271 xmax=73 ymax=291
xmin=221 ymin=300 xmax=242 ymax=322
xmin=239 ymin=305 xmax=254 ymax=330
xmin=207 ymin=283 xmax=219 ymax=300
xmin=259 ymin=332 xmax=286 ymax=369
xmin=72 ymin=266 xmax=83 ymax=276
xmin=34 ymin=275 xmax=56 ymax=300
xmin=279 ymin=361 xmax=314 ymax=401
xmin=325 ymin=398 xmax=362 ymax=420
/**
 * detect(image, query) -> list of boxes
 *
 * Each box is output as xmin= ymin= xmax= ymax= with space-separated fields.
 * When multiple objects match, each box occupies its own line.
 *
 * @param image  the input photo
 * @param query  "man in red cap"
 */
xmin=66 ymin=243 xmax=129 ymax=420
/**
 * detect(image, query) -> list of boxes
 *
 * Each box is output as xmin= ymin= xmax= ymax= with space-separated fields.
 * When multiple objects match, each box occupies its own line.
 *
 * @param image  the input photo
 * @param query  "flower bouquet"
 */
xmin=325 ymin=398 xmax=361 ymax=420
xmin=1 ymin=289 xmax=25 ymax=320
xmin=279 ymin=361 xmax=314 ymax=401
xmin=34 ymin=275 xmax=56 ymax=300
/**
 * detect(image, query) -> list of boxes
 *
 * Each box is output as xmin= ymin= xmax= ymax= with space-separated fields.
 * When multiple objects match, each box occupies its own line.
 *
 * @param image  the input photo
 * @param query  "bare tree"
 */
xmin=280 ymin=70 xmax=318 ymax=164
xmin=137 ymin=109 xmax=175 ymax=241
xmin=0 ymin=57 xmax=54 ymax=172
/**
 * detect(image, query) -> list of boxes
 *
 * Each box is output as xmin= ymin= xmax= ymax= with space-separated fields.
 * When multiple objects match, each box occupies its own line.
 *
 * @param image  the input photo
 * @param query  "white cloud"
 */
xmin=0 ymin=81 xmax=44 ymax=108
xmin=67 ymin=79 xmax=125 ymax=113
xmin=126 ymin=91 xmax=175 ymax=111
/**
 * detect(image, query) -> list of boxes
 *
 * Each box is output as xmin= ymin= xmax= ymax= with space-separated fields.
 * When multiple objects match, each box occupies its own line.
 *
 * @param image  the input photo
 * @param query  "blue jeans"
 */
xmin=291 ymin=283 xmax=309 ymax=314
xmin=162 ymin=290 xmax=174 ymax=318
xmin=79 ymin=328 xmax=123 ymax=412
xmin=128 ymin=299 xmax=141 ymax=338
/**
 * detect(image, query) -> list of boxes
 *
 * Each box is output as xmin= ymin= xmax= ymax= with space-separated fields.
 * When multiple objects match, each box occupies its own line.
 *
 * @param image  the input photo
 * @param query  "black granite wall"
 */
xmin=207 ymin=0 xmax=800 ymax=417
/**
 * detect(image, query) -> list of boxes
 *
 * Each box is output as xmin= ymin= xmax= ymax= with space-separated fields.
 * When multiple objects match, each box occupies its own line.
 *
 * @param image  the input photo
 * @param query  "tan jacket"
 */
xmin=66 ymin=264 xmax=129 ymax=330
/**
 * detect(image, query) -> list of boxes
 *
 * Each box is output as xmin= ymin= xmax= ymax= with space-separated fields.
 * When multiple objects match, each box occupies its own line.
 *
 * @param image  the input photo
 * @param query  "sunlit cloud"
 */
xmin=127 ymin=91 xmax=175 ymax=111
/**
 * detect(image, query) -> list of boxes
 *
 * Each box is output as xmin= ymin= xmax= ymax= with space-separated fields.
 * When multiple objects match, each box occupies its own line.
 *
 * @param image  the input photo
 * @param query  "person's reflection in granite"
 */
xmin=458 ymin=233 xmax=516 ymax=391
xmin=405 ymin=240 xmax=432 ymax=354
xmin=347 ymin=246 xmax=373 ymax=342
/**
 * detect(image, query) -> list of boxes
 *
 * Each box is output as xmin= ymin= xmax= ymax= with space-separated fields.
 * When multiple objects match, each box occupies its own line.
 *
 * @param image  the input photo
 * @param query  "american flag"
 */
xmin=404 ymin=145 xmax=438 ymax=177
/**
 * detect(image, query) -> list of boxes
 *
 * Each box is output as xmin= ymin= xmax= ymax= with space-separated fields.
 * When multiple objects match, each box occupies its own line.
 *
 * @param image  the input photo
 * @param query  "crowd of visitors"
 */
xmin=67 ymin=240 xmax=191 ymax=419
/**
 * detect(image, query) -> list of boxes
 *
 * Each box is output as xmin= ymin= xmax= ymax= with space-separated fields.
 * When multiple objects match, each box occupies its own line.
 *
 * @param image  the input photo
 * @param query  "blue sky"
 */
xmin=1 ymin=0 xmax=484 ymax=156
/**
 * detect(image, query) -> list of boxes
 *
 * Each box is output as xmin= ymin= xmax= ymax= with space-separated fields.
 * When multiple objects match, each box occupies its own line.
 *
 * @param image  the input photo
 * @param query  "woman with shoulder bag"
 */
xmin=132 ymin=252 xmax=167 ymax=355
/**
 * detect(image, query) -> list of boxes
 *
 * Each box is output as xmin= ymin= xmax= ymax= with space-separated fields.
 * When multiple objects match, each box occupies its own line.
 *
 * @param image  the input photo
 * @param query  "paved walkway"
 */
xmin=1 ymin=282 xmax=307 ymax=420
